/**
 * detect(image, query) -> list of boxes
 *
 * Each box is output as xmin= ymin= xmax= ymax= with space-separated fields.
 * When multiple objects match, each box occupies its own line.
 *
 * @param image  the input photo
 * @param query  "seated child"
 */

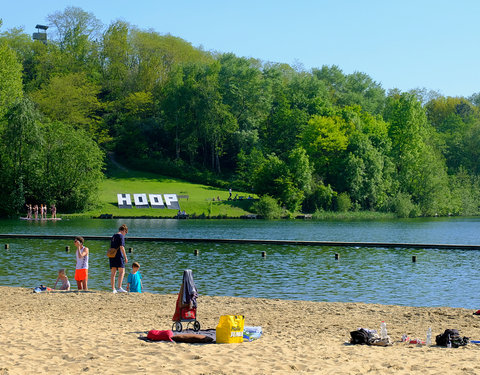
xmin=54 ymin=268 xmax=71 ymax=291
xmin=127 ymin=262 xmax=142 ymax=293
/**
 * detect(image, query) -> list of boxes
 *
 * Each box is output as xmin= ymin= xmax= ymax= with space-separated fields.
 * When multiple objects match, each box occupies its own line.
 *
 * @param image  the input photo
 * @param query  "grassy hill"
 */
xmin=71 ymin=157 xmax=256 ymax=218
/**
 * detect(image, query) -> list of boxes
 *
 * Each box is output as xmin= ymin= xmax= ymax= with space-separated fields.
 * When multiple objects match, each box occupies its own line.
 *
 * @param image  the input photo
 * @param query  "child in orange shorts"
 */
xmin=74 ymin=236 xmax=89 ymax=290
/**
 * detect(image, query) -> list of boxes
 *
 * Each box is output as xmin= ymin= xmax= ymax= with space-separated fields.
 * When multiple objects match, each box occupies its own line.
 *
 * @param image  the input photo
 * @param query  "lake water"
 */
xmin=1 ymin=217 xmax=480 ymax=309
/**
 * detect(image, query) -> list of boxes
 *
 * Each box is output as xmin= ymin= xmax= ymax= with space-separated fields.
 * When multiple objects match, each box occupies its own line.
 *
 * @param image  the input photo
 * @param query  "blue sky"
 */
xmin=1 ymin=0 xmax=479 ymax=97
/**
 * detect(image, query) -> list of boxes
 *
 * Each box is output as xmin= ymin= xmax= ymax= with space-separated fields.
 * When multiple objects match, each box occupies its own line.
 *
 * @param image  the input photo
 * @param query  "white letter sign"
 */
xmin=164 ymin=194 xmax=180 ymax=210
xmin=117 ymin=193 xmax=180 ymax=209
xmin=117 ymin=194 xmax=132 ymax=208
xmin=133 ymin=194 xmax=149 ymax=208
xmin=149 ymin=194 xmax=165 ymax=209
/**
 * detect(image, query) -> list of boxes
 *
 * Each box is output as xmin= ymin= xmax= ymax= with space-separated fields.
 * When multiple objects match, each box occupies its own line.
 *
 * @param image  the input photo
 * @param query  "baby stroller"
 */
xmin=172 ymin=269 xmax=201 ymax=332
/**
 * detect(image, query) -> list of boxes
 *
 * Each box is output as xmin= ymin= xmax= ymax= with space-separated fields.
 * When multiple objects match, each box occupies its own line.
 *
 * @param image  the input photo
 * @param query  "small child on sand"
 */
xmin=54 ymin=269 xmax=71 ymax=291
xmin=127 ymin=262 xmax=142 ymax=293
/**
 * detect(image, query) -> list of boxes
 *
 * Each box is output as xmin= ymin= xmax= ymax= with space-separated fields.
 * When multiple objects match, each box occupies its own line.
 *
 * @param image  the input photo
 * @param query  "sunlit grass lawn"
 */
xmin=71 ymin=162 xmax=256 ymax=218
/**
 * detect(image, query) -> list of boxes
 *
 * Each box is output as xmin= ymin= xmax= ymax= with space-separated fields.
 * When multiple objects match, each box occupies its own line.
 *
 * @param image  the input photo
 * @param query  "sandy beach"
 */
xmin=1 ymin=286 xmax=480 ymax=374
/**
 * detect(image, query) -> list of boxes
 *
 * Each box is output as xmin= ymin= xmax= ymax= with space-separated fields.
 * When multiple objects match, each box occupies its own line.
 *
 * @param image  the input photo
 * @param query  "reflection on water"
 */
xmin=1 ymin=217 xmax=480 ymax=308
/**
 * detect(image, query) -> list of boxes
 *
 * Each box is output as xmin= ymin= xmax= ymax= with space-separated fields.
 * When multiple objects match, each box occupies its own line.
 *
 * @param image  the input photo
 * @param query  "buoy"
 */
xmin=412 ymin=255 xmax=417 ymax=263
xmin=261 ymin=251 xmax=266 ymax=257
xmin=65 ymin=246 xmax=70 ymax=252
xmin=194 ymin=249 xmax=199 ymax=256
xmin=128 ymin=247 xmax=133 ymax=253
xmin=335 ymin=253 xmax=340 ymax=260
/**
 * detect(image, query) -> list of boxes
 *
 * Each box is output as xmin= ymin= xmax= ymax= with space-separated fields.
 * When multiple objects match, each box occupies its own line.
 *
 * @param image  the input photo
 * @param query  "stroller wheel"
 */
xmin=174 ymin=321 xmax=183 ymax=332
xmin=193 ymin=320 xmax=201 ymax=332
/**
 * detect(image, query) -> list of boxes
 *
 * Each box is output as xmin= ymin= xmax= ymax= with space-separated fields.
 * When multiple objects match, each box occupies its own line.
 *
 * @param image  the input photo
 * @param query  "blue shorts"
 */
xmin=109 ymin=257 xmax=125 ymax=269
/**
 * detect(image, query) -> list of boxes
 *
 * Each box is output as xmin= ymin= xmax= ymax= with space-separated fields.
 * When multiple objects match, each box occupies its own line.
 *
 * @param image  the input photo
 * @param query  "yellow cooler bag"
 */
xmin=216 ymin=315 xmax=245 ymax=343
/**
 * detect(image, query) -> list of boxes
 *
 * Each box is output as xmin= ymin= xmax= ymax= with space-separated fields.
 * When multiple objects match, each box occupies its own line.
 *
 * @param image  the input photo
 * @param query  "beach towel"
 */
xmin=147 ymin=330 xmax=174 ymax=342
xmin=172 ymin=333 xmax=214 ymax=343
xmin=33 ymin=285 xmax=52 ymax=293
xmin=181 ymin=270 xmax=198 ymax=308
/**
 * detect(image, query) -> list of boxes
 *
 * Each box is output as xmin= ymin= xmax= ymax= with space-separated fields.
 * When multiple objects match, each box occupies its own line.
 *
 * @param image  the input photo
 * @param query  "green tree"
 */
xmin=339 ymin=108 xmax=393 ymax=210
xmin=47 ymin=6 xmax=103 ymax=71
xmin=384 ymin=92 xmax=451 ymax=215
xmin=302 ymin=179 xmax=337 ymax=213
xmin=0 ymin=98 xmax=41 ymax=215
xmin=0 ymin=41 xmax=23 ymax=118
xmin=287 ymin=146 xmax=313 ymax=194
xmin=252 ymin=153 xmax=305 ymax=211
xmin=425 ymin=96 xmax=480 ymax=174
xmin=218 ymin=54 xmax=269 ymax=163
xmin=260 ymin=64 xmax=329 ymax=156
xmin=235 ymin=148 xmax=265 ymax=191
xmin=312 ymin=65 xmax=385 ymax=114
xmin=101 ymin=20 xmax=131 ymax=100
xmin=300 ymin=114 xmax=352 ymax=182
xmin=31 ymin=72 xmax=108 ymax=143
xmin=36 ymin=121 xmax=104 ymax=212
xmin=129 ymin=30 xmax=209 ymax=93
xmin=448 ymin=169 xmax=480 ymax=216
xmin=159 ymin=61 xmax=237 ymax=172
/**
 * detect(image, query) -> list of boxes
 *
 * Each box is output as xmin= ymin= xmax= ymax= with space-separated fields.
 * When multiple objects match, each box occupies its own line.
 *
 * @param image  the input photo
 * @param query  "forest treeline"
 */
xmin=1 ymin=7 xmax=480 ymax=217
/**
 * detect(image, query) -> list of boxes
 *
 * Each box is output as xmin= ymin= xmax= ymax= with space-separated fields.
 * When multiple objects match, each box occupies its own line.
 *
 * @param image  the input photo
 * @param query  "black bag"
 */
xmin=350 ymin=328 xmax=371 ymax=345
xmin=435 ymin=329 xmax=469 ymax=348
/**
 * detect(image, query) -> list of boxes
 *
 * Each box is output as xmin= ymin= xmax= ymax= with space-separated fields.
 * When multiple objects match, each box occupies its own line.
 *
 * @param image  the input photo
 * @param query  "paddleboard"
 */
xmin=20 ymin=217 xmax=62 ymax=221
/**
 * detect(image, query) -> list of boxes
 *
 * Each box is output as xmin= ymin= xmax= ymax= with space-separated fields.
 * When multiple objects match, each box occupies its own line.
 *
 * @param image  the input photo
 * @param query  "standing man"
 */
xmin=228 ymin=188 xmax=232 ymax=200
xmin=110 ymin=224 xmax=128 ymax=293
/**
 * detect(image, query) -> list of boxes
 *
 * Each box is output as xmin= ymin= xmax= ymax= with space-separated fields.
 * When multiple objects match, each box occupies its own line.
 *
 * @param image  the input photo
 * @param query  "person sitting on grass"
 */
xmin=127 ymin=262 xmax=142 ymax=293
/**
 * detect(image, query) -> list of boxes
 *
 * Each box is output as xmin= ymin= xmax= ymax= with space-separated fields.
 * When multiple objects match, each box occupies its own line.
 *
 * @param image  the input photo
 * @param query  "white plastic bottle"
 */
xmin=380 ymin=321 xmax=387 ymax=339
xmin=426 ymin=327 xmax=432 ymax=346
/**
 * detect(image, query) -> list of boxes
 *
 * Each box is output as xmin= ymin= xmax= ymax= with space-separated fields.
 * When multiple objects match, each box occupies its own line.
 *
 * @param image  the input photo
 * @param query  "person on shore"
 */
xmin=74 ymin=236 xmax=89 ymax=290
xmin=228 ymin=188 xmax=232 ymax=200
xmin=110 ymin=224 xmax=128 ymax=293
xmin=33 ymin=204 xmax=38 ymax=219
xmin=127 ymin=262 xmax=142 ymax=293
xmin=26 ymin=204 xmax=32 ymax=219
xmin=51 ymin=204 xmax=57 ymax=219
xmin=54 ymin=268 xmax=71 ymax=291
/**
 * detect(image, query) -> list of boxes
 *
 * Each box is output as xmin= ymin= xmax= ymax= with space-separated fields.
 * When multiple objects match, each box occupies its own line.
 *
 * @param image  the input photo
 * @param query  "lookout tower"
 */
xmin=33 ymin=24 xmax=48 ymax=44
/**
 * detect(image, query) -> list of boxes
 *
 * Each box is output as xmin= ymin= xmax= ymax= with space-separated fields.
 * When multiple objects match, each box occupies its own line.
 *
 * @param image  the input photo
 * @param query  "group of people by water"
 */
xmin=53 ymin=224 xmax=142 ymax=293
xmin=25 ymin=203 xmax=57 ymax=219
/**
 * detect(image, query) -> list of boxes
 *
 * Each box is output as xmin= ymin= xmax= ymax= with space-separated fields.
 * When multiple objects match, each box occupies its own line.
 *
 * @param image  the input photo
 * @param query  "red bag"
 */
xmin=181 ymin=309 xmax=196 ymax=319
xmin=147 ymin=329 xmax=173 ymax=342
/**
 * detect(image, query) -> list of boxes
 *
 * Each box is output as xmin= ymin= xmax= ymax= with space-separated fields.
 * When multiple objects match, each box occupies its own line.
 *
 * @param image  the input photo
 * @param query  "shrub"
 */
xmin=336 ymin=192 xmax=352 ymax=212
xmin=394 ymin=192 xmax=416 ymax=218
xmin=253 ymin=195 xmax=283 ymax=219
xmin=302 ymin=183 xmax=337 ymax=213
